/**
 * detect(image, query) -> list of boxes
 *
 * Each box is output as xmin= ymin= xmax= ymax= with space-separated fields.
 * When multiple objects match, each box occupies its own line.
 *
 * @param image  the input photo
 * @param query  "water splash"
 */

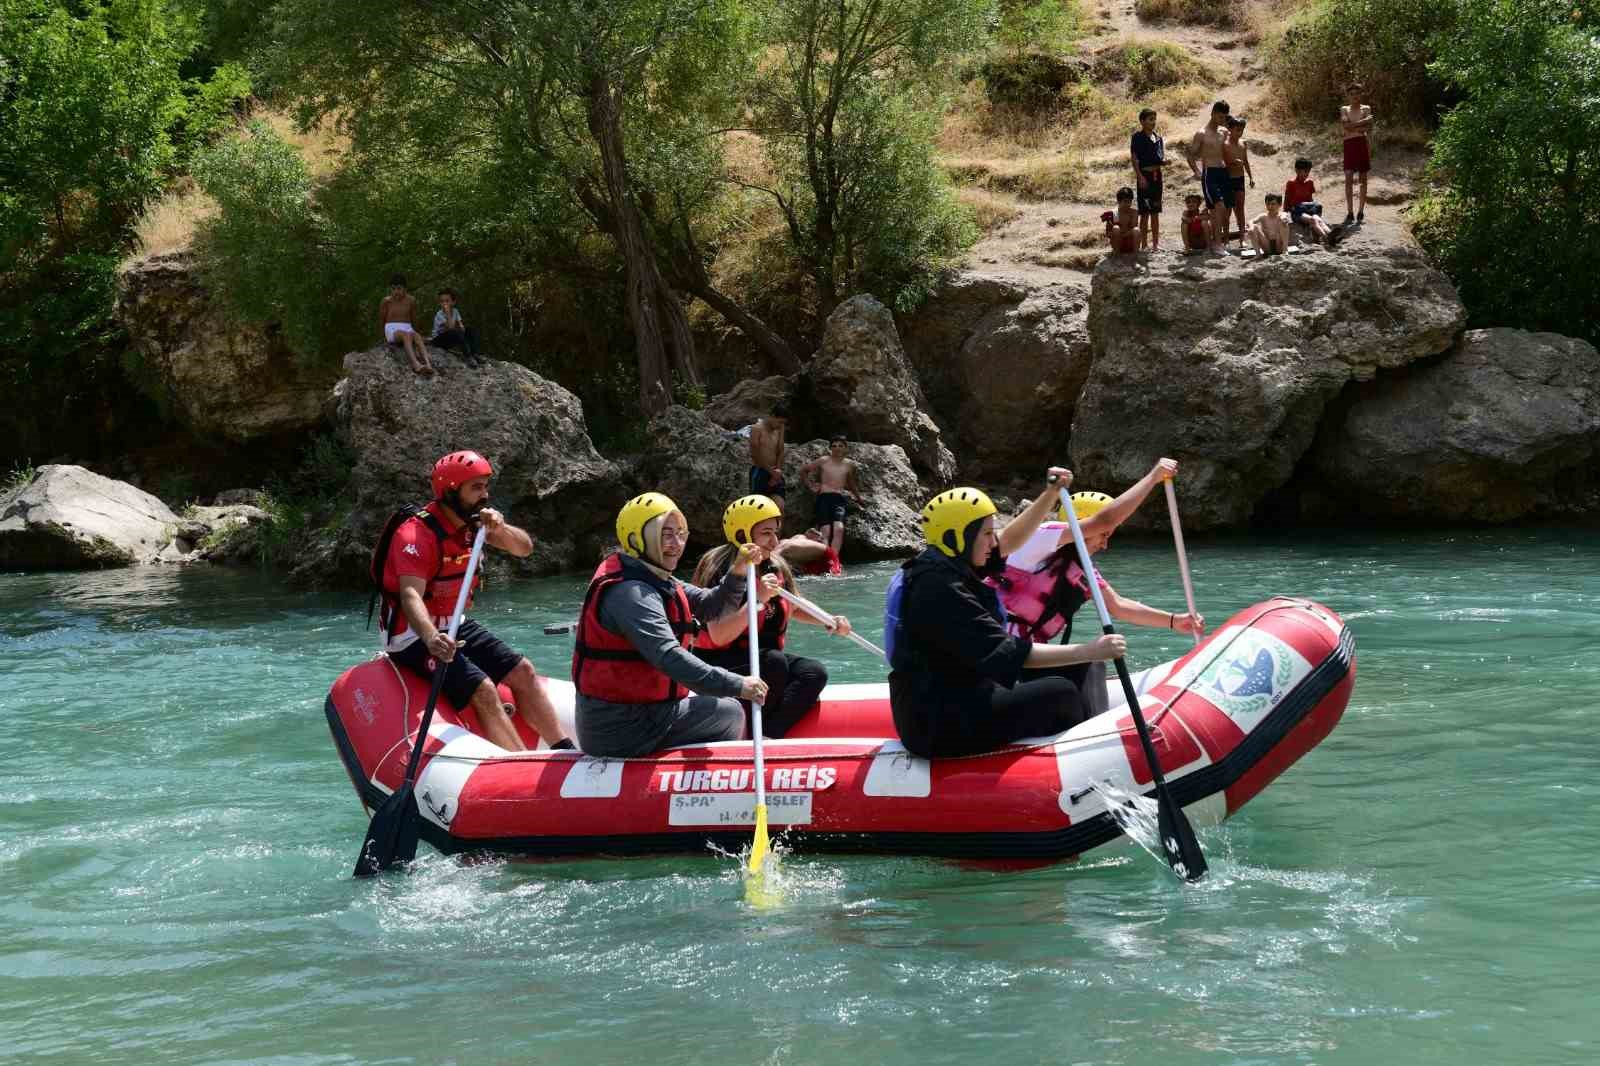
xmin=1087 ymin=778 xmax=1183 ymax=878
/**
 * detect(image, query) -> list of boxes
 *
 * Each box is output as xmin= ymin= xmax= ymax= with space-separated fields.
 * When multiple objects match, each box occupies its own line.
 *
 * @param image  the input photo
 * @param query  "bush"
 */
xmin=977 ymin=52 xmax=1083 ymax=111
xmin=996 ymin=0 xmax=1084 ymax=53
xmin=1134 ymin=0 xmax=1238 ymax=25
xmin=1092 ymin=41 xmax=1228 ymax=96
xmin=1270 ymin=0 xmax=1460 ymax=124
xmin=1412 ymin=0 xmax=1600 ymax=346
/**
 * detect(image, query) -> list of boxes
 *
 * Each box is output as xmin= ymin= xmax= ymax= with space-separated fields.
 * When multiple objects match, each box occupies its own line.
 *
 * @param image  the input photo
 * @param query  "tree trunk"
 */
xmin=656 ymin=276 xmax=700 ymax=389
xmin=585 ymin=75 xmax=674 ymax=415
xmin=681 ymin=278 xmax=803 ymax=376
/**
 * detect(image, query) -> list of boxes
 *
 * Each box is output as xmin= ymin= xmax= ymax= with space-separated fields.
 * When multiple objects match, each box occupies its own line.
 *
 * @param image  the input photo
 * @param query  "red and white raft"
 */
xmin=326 ymin=597 xmax=1355 ymax=862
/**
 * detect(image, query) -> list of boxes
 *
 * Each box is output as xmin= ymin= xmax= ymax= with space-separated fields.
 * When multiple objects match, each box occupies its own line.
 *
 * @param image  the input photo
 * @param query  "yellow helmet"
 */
xmin=921 ymin=487 xmax=997 ymax=557
xmin=723 ymin=495 xmax=781 ymax=545
xmin=617 ymin=492 xmax=679 ymax=558
xmin=1053 ymin=490 xmax=1114 ymax=520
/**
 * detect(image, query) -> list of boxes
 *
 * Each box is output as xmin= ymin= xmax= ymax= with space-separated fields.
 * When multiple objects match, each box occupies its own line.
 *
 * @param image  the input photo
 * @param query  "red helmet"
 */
xmin=431 ymin=450 xmax=494 ymax=498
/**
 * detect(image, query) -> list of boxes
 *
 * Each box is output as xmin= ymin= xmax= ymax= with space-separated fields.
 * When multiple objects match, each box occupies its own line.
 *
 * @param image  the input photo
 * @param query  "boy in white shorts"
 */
xmin=378 ymin=273 xmax=435 ymax=376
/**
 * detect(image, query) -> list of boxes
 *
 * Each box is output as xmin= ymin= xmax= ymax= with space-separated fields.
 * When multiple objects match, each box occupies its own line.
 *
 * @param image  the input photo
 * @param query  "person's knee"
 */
xmin=468 ymin=676 xmax=502 ymax=710
xmin=506 ymin=658 xmax=537 ymax=686
xmin=716 ymin=699 xmax=747 ymax=740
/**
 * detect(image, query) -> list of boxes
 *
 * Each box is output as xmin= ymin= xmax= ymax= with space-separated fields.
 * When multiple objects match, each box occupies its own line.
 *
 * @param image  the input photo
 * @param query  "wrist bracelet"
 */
xmin=1169 ymin=612 xmax=1175 ymax=629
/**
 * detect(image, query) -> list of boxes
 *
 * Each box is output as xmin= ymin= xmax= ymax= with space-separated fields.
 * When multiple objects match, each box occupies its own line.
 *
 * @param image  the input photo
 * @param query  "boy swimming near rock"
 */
xmin=798 ymin=437 xmax=863 ymax=556
xmin=378 ymin=274 xmax=434 ymax=376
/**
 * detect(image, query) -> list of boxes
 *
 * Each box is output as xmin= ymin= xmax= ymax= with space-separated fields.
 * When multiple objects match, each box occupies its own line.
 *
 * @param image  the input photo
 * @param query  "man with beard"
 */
xmin=375 ymin=450 xmax=571 ymax=751
xmin=884 ymin=469 xmax=1125 ymax=759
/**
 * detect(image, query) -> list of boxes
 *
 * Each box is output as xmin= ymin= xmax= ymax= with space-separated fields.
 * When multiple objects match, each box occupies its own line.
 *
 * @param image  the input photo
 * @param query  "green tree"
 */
xmin=747 ymin=0 xmax=991 ymax=317
xmin=257 ymin=0 xmax=791 ymax=414
xmin=0 ymin=0 xmax=246 ymax=451
xmin=1413 ymin=0 xmax=1600 ymax=343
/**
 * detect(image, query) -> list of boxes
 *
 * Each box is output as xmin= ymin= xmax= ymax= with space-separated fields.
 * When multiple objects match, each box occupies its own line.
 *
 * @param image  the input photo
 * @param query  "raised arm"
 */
xmin=476 ymin=508 xmax=531 ymax=557
xmin=998 ymin=467 xmax=1071 ymax=559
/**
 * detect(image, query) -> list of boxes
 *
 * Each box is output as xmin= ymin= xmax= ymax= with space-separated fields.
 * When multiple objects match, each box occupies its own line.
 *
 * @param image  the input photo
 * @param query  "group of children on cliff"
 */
xmin=1107 ymin=86 xmax=1374 ymax=258
xmin=377 ymin=275 xmax=484 ymax=375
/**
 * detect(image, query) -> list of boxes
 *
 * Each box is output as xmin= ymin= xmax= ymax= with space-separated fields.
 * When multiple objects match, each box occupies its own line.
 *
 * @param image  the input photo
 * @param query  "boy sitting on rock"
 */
xmin=1248 ymin=193 xmax=1292 ymax=257
xmin=1284 ymin=159 xmax=1339 ymax=246
xmin=379 ymin=274 xmax=435 ymax=376
xmin=1103 ymin=187 xmax=1140 ymax=255
xmin=1180 ymin=193 xmax=1209 ymax=254
xmin=431 ymin=287 xmax=485 ymax=368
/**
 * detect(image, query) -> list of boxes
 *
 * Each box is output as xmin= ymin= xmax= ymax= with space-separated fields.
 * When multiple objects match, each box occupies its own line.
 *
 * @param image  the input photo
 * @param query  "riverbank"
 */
xmin=3 ymin=529 xmax=1596 ymax=1063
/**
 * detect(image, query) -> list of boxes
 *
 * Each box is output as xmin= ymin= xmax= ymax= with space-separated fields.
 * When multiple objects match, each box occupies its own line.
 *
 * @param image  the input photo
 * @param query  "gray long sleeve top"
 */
xmin=585 ymin=567 xmax=747 ymax=702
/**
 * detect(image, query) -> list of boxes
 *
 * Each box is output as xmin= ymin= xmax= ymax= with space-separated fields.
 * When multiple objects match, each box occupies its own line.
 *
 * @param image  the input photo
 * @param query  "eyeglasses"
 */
xmin=658 ymin=528 xmax=690 ymax=545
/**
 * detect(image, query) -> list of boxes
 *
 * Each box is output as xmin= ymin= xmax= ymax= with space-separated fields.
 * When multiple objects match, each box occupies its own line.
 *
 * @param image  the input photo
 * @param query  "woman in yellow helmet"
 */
xmin=571 ymin=492 xmax=777 ymax=757
xmin=692 ymin=496 xmax=854 ymax=737
xmin=885 ymin=468 xmax=1128 ymax=759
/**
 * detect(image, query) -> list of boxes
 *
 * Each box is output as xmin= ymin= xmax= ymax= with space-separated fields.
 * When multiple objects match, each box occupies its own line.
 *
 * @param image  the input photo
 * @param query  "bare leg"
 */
xmin=468 ymin=678 xmax=527 ymax=750
xmin=1249 ymin=226 xmax=1266 ymax=254
xmin=1150 ymin=214 xmax=1160 ymax=250
xmin=503 ymin=658 xmax=567 ymax=747
xmin=1212 ymin=203 xmax=1230 ymax=250
xmin=828 ymin=521 xmax=844 ymax=554
xmin=1345 ymin=170 xmax=1356 ymax=219
xmin=1233 ymin=194 xmax=1247 ymax=249
xmin=1357 ymin=172 xmax=1368 ymax=217
xmin=1138 ymin=213 xmax=1149 ymax=249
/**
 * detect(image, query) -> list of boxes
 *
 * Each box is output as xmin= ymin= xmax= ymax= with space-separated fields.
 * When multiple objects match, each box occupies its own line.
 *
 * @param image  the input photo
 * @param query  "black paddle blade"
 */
xmin=353 ymin=784 xmax=421 ymax=878
xmin=1154 ymin=784 xmax=1208 ymax=882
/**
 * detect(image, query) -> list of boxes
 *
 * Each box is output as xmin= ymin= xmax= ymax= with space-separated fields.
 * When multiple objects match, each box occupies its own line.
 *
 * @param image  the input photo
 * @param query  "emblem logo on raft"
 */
xmin=1198 ymin=634 xmax=1298 ymax=718
xmin=656 ymin=766 xmax=838 ymax=793
xmin=352 ymin=687 xmax=378 ymax=726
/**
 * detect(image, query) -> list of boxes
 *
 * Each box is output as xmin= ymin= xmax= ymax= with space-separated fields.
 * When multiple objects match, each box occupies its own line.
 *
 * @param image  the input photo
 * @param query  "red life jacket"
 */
xmin=371 ymin=502 xmax=482 ymax=638
xmin=697 ymin=573 xmax=789 ymax=654
xmin=572 ymin=553 xmax=698 ymax=704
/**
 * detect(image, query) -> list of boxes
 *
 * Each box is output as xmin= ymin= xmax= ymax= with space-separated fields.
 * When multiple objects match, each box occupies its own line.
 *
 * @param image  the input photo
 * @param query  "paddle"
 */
xmin=770 ymin=585 xmax=887 ymax=662
xmin=1061 ymin=485 xmax=1208 ymax=882
xmin=354 ymin=524 xmax=488 ymax=878
xmin=745 ymin=563 xmax=772 ymax=876
xmin=1162 ymin=476 xmax=1202 ymax=648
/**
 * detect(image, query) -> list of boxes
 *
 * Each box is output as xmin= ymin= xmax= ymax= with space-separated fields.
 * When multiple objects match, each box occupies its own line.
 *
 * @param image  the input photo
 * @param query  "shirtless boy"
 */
xmin=1249 ymin=193 xmax=1291 ymax=257
xmin=1340 ymin=84 xmax=1374 ymax=224
xmin=379 ymin=274 xmax=434 ymax=376
xmin=749 ymin=402 xmax=788 ymax=503
xmin=1103 ymin=188 xmax=1140 ymax=254
xmin=1187 ymin=101 xmax=1232 ymax=252
xmin=1224 ymin=117 xmax=1255 ymax=252
xmin=799 ymin=437 xmax=863 ymax=554
xmin=1130 ymin=108 xmax=1165 ymax=251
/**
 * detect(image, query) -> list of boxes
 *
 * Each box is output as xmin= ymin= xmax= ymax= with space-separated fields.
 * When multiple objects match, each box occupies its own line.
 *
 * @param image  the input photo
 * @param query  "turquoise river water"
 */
xmin=3 ymin=530 xmax=1597 ymax=1065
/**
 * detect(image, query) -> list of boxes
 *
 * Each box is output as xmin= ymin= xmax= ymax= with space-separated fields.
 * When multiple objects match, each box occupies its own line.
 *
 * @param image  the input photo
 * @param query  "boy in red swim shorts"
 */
xmin=1340 ymin=84 xmax=1374 ymax=224
xmin=1104 ymin=187 xmax=1140 ymax=255
xmin=1180 ymin=193 xmax=1209 ymax=253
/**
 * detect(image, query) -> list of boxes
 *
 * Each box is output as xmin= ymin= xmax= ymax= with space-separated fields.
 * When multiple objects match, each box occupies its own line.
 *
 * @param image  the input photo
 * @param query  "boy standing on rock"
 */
xmin=1186 ymin=101 xmax=1232 ymax=253
xmin=1224 ymin=116 xmax=1255 ymax=252
xmin=749 ymin=402 xmax=788 ymax=503
xmin=1340 ymin=84 xmax=1374 ymax=224
xmin=799 ymin=437 xmax=863 ymax=556
xmin=1130 ymin=108 xmax=1165 ymax=251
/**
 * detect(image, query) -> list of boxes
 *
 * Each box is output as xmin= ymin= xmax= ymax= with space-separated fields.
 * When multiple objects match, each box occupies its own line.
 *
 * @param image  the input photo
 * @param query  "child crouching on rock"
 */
xmin=1180 ymin=193 xmax=1209 ymax=254
xmin=1104 ymin=188 xmax=1139 ymax=255
xmin=1249 ymin=193 xmax=1292 ymax=257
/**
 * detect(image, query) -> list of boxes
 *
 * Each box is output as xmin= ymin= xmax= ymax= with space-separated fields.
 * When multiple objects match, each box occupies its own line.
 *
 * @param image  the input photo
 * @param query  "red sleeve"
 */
xmin=385 ymin=517 xmax=440 ymax=589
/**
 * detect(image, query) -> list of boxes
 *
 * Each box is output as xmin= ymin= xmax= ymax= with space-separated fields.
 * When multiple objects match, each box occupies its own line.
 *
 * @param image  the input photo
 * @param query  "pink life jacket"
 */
xmin=992 ymin=549 xmax=1103 ymax=642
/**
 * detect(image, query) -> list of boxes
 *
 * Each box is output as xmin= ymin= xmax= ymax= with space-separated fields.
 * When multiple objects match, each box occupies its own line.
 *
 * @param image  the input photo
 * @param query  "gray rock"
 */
xmin=811 ymin=295 xmax=956 ymax=480
xmin=633 ymin=406 xmax=924 ymax=561
xmin=0 ymin=465 xmax=179 ymax=569
xmin=317 ymin=346 xmax=623 ymax=583
xmin=703 ymin=376 xmax=794 ymax=430
xmin=116 ymin=252 xmax=340 ymax=443
xmin=1071 ymin=242 xmax=1466 ymax=529
xmin=899 ymin=271 xmax=1089 ymax=477
xmin=1306 ymin=328 xmax=1600 ymax=521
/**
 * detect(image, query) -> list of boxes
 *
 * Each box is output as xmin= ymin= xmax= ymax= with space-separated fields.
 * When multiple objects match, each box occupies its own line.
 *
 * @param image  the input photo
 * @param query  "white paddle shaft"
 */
xmin=1163 ymin=478 xmax=1201 ymax=647
xmin=1060 ymin=488 xmax=1114 ymax=627
xmin=746 ymin=566 xmax=767 ymax=811
xmin=771 ymin=586 xmax=887 ymax=662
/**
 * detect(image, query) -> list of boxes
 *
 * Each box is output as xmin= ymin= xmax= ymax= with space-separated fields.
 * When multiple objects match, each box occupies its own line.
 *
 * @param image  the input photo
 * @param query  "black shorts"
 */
xmin=814 ymin=491 xmax=849 ymax=526
xmin=749 ymin=466 xmax=786 ymax=498
xmin=1290 ymin=202 xmax=1323 ymax=223
xmin=1136 ymin=178 xmax=1163 ymax=215
xmin=389 ymin=618 xmax=524 ymax=710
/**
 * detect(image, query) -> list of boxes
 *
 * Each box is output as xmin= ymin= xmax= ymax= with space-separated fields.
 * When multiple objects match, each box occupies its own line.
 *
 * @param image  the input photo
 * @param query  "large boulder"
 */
xmin=702 ymin=375 xmax=794 ymax=431
xmin=116 ymin=252 xmax=340 ymax=443
xmin=898 ymin=271 xmax=1090 ymax=477
xmin=633 ymin=406 xmax=923 ymax=560
xmin=320 ymin=347 xmax=623 ymax=581
xmin=0 ymin=465 xmax=178 ymax=569
xmin=810 ymin=295 xmax=956 ymax=480
xmin=1305 ymin=328 xmax=1600 ymax=521
xmin=1071 ymin=242 xmax=1466 ymax=529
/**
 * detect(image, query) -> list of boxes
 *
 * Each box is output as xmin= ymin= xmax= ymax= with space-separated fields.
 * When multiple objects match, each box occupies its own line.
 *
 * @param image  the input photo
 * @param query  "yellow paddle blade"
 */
xmin=748 ymin=803 xmax=770 ymax=875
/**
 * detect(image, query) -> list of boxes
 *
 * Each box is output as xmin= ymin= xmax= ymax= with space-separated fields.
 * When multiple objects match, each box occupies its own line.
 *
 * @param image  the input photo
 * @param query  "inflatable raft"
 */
xmin=326 ymin=597 xmax=1354 ymax=861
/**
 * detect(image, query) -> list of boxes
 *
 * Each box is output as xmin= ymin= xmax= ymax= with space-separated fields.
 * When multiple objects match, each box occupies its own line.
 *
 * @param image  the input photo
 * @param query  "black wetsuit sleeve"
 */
xmin=907 ymin=569 xmax=1033 ymax=686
